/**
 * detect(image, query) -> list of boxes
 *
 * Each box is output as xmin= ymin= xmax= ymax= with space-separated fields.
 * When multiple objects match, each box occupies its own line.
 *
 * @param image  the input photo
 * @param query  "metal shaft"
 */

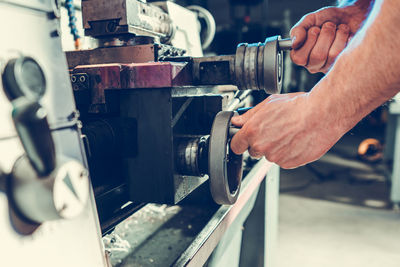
xmin=193 ymin=35 xmax=290 ymax=94
xmin=278 ymin=38 xmax=293 ymax=51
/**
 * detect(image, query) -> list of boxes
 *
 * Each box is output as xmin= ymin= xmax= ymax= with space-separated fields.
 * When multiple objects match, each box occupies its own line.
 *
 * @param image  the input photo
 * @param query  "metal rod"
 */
xmin=278 ymin=38 xmax=292 ymax=51
xmin=229 ymin=127 xmax=240 ymax=137
xmin=226 ymin=90 xmax=252 ymax=111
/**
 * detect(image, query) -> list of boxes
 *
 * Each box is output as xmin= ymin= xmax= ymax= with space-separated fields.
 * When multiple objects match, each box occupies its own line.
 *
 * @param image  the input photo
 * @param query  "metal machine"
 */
xmin=0 ymin=1 xmax=106 ymax=266
xmin=65 ymin=0 xmax=290 ymax=233
xmin=0 ymin=0 xmax=286 ymax=266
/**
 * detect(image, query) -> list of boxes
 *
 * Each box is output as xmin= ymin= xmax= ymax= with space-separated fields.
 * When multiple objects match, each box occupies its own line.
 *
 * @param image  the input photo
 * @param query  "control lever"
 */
xmin=12 ymin=98 xmax=56 ymax=176
xmin=8 ymin=97 xmax=89 ymax=224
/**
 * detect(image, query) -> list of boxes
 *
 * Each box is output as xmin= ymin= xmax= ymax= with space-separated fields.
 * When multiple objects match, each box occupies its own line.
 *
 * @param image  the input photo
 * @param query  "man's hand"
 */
xmin=230 ymin=92 xmax=344 ymax=169
xmin=290 ymin=1 xmax=372 ymax=73
xmin=230 ymin=0 xmax=400 ymax=169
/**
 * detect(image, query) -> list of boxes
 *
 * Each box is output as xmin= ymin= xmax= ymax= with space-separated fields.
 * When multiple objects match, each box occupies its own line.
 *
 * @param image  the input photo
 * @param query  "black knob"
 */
xmin=2 ymin=56 xmax=46 ymax=101
xmin=12 ymin=98 xmax=56 ymax=176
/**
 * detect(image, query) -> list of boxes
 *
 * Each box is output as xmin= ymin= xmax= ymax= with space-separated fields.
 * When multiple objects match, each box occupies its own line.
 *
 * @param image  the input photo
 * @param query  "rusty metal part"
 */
xmin=82 ymin=0 xmax=175 ymax=41
xmin=191 ymin=55 xmax=234 ymax=85
xmin=97 ymin=35 xmax=156 ymax=48
xmin=70 ymin=62 xmax=191 ymax=113
xmin=209 ymin=111 xmax=243 ymax=205
xmin=65 ymin=44 xmax=185 ymax=69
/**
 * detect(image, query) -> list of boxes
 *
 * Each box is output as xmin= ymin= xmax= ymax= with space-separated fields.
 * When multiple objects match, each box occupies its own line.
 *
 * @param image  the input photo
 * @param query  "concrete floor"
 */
xmin=276 ymin=135 xmax=400 ymax=267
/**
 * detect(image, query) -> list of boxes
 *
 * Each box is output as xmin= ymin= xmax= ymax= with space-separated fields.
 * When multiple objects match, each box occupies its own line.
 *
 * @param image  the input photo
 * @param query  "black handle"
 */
xmin=12 ymin=98 xmax=56 ymax=176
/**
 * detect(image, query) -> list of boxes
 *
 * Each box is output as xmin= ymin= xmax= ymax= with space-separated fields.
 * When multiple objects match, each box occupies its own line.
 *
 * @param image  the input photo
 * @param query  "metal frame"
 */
xmin=105 ymin=159 xmax=279 ymax=267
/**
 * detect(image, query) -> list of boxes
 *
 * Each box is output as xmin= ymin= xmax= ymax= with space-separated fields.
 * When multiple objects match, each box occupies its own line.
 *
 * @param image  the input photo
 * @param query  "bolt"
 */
xmin=79 ymin=75 xmax=86 ymax=83
xmin=106 ymin=21 xmax=117 ymax=33
xmin=71 ymin=75 xmax=77 ymax=83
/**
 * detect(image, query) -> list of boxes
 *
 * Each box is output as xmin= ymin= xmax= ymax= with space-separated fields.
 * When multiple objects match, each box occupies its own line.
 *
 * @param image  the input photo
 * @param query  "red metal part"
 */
xmin=72 ymin=62 xmax=192 ymax=113
xmin=121 ymin=62 xmax=191 ymax=88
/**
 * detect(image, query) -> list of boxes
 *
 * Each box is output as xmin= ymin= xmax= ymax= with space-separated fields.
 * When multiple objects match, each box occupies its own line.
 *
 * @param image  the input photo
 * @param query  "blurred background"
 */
xmin=61 ymin=0 xmax=400 ymax=266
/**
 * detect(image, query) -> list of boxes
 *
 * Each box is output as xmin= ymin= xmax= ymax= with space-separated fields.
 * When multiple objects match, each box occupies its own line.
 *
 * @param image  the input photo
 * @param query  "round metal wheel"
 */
xmin=235 ymin=44 xmax=247 ymax=90
xmin=209 ymin=111 xmax=243 ymax=205
xmin=263 ymin=35 xmax=283 ymax=94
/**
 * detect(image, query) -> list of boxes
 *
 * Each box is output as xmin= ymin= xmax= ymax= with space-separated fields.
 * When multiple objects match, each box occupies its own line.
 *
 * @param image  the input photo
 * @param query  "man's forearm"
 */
xmin=310 ymin=0 xmax=400 ymax=133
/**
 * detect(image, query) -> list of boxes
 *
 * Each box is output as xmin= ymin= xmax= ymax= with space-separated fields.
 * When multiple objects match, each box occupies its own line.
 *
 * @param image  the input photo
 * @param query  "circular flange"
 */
xmin=247 ymin=44 xmax=259 ymax=90
xmin=257 ymin=43 xmax=265 ymax=91
xmin=263 ymin=36 xmax=283 ymax=94
xmin=235 ymin=44 xmax=247 ymax=90
xmin=209 ymin=111 xmax=243 ymax=205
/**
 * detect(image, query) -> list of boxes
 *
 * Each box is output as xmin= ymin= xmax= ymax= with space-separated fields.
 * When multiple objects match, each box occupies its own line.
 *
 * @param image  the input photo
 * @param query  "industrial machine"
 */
xmin=0 ymin=0 xmax=107 ymax=266
xmin=65 ymin=0 xmax=290 ymax=233
xmin=0 ymin=0 xmax=286 ymax=266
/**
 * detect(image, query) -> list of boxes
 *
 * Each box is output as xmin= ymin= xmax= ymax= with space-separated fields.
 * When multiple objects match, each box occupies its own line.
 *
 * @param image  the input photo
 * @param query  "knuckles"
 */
xmin=337 ymin=24 xmax=350 ymax=33
xmin=322 ymin=22 xmax=336 ymax=32
xmin=249 ymin=144 xmax=264 ymax=156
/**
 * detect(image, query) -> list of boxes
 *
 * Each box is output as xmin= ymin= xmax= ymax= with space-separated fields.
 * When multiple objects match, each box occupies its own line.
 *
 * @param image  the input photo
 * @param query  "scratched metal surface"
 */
xmin=104 ymin=203 xmax=216 ymax=267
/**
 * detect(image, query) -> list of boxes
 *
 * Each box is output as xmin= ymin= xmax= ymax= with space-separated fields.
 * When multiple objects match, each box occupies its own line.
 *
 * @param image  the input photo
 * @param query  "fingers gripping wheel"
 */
xmin=209 ymin=111 xmax=243 ymax=205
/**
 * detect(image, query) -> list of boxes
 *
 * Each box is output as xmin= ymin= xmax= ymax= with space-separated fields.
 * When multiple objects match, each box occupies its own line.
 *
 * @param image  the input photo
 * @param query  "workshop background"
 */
xmin=173 ymin=0 xmax=400 ymax=266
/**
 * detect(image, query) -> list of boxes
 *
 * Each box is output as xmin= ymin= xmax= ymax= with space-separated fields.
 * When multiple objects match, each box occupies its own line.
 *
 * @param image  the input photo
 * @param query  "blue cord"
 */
xmin=65 ymin=0 xmax=80 ymax=44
